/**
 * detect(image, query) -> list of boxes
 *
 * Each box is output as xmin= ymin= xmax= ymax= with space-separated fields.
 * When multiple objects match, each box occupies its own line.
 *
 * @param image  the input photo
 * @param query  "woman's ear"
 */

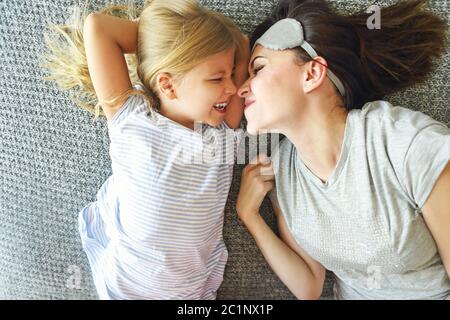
xmin=156 ymin=73 xmax=177 ymax=100
xmin=303 ymin=56 xmax=328 ymax=94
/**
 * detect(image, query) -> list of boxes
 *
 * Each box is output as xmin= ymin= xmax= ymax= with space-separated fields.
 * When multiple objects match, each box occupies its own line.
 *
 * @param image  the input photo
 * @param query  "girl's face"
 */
xmin=170 ymin=48 xmax=237 ymax=129
xmin=238 ymin=45 xmax=306 ymax=135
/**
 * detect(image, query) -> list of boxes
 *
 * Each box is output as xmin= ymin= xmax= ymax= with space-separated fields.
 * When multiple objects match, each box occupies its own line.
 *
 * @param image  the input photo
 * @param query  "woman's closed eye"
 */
xmin=253 ymin=65 xmax=264 ymax=75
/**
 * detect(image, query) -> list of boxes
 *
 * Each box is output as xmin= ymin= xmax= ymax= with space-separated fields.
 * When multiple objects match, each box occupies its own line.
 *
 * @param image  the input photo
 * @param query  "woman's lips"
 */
xmin=244 ymin=100 xmax=255 ymax=110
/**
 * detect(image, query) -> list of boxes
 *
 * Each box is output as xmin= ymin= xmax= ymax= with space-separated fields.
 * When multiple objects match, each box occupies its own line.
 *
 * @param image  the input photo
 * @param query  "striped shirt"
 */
xmin=78 ymin=85 xmax=243 ymax=299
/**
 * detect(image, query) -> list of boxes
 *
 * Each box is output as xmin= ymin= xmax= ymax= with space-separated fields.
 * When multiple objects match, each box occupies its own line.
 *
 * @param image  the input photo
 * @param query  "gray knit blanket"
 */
xmin=0 ymin=0 xmax=448 ymax=299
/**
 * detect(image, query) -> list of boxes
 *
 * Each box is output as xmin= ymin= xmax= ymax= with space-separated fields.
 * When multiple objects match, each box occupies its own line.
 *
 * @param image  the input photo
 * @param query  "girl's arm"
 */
xmin=224 ymin=35 xmax=250 ymax=129
xmin=83 ymin=13 xmax=138 ymax=121
xmin=236 ymin=155 xmax=326 ymax=299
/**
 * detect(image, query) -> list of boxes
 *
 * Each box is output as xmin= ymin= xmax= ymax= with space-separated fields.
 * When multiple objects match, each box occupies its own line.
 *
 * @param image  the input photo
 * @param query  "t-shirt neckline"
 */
xmin=294 ymin=111 xmax=354 ymax=189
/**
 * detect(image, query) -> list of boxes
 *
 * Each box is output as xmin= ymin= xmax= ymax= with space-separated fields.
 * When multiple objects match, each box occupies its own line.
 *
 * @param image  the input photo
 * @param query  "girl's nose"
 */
xmin=225 ymin=78 xmax=237 ymax=95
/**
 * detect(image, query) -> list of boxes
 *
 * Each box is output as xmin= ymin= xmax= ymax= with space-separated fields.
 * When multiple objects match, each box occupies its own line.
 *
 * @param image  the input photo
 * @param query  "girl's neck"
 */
xmin=159 ymin=103 xmax=195 ymax=130
xmin=283 ymin=98 xmax=348 ymax=183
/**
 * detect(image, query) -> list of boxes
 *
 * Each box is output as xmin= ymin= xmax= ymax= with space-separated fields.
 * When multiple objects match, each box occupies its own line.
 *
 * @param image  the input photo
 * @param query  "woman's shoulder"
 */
xmin=359 ymin=100 xmax=446 ymax=130
xmin=355 ymin=100 xmax=449 ymax=152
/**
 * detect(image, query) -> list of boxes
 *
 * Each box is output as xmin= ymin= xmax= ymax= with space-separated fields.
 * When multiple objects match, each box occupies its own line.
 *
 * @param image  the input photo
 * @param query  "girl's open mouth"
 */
xmin=213 ymin=102 xmax=228 ymax=113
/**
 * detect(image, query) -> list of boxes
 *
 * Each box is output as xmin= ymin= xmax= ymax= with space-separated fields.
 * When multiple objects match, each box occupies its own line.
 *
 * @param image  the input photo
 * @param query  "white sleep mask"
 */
xmin=253 ymin=18 xmax=346 ymax=97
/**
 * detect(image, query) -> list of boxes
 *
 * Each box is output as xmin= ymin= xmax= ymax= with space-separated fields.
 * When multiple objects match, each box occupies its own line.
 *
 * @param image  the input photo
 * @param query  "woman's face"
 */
xmin=238 ymin=45 xmax=305 ymax=135
xmin=172 ymin=48 xmax=237 ymax=129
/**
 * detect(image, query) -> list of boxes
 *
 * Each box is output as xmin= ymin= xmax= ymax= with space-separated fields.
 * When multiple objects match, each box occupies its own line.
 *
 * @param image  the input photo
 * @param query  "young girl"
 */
xmin=41 ymin=0 xmax=249 ymax=299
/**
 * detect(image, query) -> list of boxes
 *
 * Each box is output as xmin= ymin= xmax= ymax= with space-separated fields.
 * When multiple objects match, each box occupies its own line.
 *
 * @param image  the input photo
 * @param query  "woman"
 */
xmin=236 ymin=0 xmax=449 ymax=299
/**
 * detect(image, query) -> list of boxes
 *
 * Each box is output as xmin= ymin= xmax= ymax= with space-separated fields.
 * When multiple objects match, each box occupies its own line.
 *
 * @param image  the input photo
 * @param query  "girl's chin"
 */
xmin=205 ymin=117 xmax=223 ymax=128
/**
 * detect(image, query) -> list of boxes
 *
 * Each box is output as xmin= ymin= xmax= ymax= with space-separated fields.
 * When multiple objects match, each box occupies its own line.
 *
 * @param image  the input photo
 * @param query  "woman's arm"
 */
xmin=236 ymin=155 xmax=325 ymax=299
xmin=224 ymin=35 xmax=250 ymax=129
xmin=422 ymin=162 xmax=450 ymax=278
xmin=243 ymin=211 xmax=326 ymax=300
xmin=83 ymin=13 xmax=138 ymax=121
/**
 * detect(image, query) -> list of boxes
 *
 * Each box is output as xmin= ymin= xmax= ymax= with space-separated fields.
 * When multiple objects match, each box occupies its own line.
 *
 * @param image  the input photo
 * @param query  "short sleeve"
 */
xmin=403 ymin=123 xmax=450 ymax=209
xmin=107 ymin=85 xmax=151 ymax=128
xmin=368 ymin=103 xmax=450 ymax=210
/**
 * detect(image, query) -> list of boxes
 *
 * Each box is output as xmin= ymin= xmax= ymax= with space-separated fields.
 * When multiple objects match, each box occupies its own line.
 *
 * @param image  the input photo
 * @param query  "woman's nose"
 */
xmin=238 ymin=78 xmax=251 ymax=98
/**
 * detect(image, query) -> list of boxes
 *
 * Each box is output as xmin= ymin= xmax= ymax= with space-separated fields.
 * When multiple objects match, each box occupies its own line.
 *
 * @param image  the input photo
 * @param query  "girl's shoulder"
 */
xmin=107 ymin=84 xmax=156 ymax=129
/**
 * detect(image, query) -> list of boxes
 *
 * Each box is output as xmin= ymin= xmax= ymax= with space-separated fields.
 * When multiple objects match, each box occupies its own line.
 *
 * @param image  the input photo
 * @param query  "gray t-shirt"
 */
xmin=269 ymin=100 xmax=450 ymax=299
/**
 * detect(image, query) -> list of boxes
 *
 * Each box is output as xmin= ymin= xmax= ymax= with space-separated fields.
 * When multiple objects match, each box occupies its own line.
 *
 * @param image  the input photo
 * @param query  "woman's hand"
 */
xmin=236 ymin=154 xmax=275 ymax=225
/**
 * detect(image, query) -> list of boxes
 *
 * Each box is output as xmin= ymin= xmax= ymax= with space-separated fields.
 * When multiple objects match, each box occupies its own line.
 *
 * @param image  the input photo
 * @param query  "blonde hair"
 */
xmin=40 ymin=0 xmax=243 ymax=121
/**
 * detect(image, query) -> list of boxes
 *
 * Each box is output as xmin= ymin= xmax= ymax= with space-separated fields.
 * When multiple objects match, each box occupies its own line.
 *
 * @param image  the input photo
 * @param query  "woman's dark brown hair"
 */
xmin=251 ymin=0 xmax=448 ymax=110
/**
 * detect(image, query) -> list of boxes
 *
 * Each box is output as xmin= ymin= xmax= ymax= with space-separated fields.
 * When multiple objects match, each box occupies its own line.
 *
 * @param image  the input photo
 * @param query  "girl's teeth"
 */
xmin=214 ymin=103 xmax=227 ymax=111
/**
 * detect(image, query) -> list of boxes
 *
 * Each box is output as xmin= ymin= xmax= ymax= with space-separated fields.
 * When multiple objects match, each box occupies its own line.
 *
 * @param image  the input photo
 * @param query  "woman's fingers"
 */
xmin=264 ymin=181 xmax=275 ymax=192
xmin=259 ymin=162 xmax=274 ymax=176
xmin=246 ymin=154 xmax=271 ymax=171
xmin=251 ymin=154 xmax=274 ymax=177
xmin=237 ymin=154 xmax=276 ymax=223
xmin=260 ymin=172 xmax=275 ymax=182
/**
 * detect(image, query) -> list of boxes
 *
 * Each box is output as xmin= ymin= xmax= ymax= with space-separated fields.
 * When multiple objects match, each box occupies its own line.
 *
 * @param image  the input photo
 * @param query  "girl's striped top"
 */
xmin=78 ymin=85 xmax=243 ymax=299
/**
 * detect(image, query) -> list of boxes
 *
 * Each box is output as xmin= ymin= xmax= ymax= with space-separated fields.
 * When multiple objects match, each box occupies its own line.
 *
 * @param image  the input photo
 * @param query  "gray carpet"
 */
xmin=0 ymin=0 xmax=448 ymax=299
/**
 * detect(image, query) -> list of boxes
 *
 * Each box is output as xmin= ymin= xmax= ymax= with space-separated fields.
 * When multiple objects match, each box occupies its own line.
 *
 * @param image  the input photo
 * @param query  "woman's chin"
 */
xmin=245 ymin=123 xmax=259 ymax=136
xmin=246 ymin=118 xmax=274 ymax=135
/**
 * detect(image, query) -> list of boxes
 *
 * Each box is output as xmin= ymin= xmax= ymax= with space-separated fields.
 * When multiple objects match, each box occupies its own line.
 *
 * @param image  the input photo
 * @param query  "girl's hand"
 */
xmin=236 ymin=154 xmax=275 ymax=225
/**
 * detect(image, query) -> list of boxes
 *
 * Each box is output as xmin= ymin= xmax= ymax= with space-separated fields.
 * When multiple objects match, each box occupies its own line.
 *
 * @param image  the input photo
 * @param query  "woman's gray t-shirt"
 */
xmin=269 ymin=100 xmax=450 ymax=299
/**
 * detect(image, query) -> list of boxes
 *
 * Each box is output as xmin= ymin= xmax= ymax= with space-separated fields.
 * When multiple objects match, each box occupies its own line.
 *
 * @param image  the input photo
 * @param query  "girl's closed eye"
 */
xmin=209 ymin=74 xmax=233 ymax=82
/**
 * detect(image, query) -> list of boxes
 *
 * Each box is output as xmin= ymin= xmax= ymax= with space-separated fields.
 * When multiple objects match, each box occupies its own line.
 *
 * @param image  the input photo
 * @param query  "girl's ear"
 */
xmin=303 ymin=56 xmax=328 ymax=94
xmin=156 ymin=73 xmax=177 ymax=100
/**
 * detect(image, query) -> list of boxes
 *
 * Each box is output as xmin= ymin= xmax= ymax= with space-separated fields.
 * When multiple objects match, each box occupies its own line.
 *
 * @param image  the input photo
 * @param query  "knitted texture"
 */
xmin=0 ymin=0 xmax=448 ymax=299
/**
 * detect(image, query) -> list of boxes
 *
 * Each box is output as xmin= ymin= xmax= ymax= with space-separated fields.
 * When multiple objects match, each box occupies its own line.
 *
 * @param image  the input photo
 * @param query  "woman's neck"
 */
xmin=283 ymin=97 xmax=348 ymax=183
